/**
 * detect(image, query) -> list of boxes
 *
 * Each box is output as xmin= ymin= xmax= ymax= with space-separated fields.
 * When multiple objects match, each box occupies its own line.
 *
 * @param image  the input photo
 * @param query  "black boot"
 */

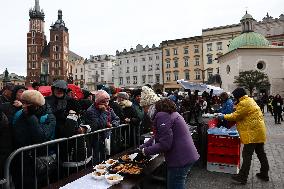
xmin=231 ymin=174 xmax=247 ymax=184
xmin=256 ymin=173 xmax=269 ymax=181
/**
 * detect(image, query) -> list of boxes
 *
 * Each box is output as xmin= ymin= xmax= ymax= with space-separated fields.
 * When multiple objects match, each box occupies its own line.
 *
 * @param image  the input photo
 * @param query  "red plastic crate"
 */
xmin=207 ymin=145 xmax=240 ymax=156
xmin=207 ymin=154 xmax=240 ymax=165
xmin=208 ymin=134 xmax=240 ymax=148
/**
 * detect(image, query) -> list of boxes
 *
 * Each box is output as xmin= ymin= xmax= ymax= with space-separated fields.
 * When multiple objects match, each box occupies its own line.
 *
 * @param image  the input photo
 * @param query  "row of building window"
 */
xmin=75 ymin=68 xmax=84 ymax=73
xmin=165 ymin=46 xmax=199 ymax=56
xmin=119 ymin=75 xmax=160 ymax=85
xmin=87 ymin=77 xmax=114 ymax=83
xmin=165 ymin=58 xmax=200 ymax=68
xmin=75 ymin=75 xmax=84 ymax=80
xmin=119 ymin=56 xmax=160 ymax=65
xmin=28 ymin=61 xmax=62 ymax=69
xmin=30 ymin=32 xmax=67 ymax=43
xmin=29 ymin=69 xmax=66 ymax=77
xmin=87 ymin=63 xmax=105 ymax=69
xmin=124 ymin=64 xmax=160 ymax=73
xmin=207 ymin=42 xmax=223 ymax=52
xmin=164 ymin=70 xmax=213 ymax=81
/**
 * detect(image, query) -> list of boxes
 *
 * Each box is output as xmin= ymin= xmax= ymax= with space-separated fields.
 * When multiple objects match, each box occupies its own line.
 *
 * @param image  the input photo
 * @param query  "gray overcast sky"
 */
xmin=0 ymin=0 xmax=283 ymax=76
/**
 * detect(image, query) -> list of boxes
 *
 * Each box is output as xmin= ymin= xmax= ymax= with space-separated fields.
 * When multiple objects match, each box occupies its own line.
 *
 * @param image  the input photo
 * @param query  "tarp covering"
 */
xmin=177 ymin=80 xmax=224 ymax=95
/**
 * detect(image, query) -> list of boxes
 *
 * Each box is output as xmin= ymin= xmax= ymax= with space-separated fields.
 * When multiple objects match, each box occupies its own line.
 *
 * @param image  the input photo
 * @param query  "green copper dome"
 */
xmin=241 ymin=12 xmax=253 ymax=20
xmin=228 ymin=32 xmax=270 ymax=52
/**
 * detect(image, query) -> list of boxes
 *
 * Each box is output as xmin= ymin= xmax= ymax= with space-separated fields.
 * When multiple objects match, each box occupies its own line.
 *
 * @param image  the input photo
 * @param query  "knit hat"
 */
xmin=117 ymin=92 xmax=129 ymax=100
xmin=21 ymin=90 xmax=45 ymax=106
xmin=95 ymin=90 xmax=110 ymax=103
xmin=140 ymin=86 xmax=160 ymax=107
xmin=232 ymin=87 xmax=247 ymax=100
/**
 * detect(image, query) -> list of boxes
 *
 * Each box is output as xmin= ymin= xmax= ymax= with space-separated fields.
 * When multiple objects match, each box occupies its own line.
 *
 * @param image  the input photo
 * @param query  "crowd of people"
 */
xmin=0 ymin=79 xmax=283 ymax=188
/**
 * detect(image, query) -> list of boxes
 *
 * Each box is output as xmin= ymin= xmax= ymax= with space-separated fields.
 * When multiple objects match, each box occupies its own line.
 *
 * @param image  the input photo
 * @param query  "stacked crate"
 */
xmin=207 ymin=134 xmax=241 ymax=174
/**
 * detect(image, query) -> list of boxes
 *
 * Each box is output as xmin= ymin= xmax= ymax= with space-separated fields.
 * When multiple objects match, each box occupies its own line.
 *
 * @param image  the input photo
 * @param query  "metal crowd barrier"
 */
xmin=1 ymin=123 xmax=141 ymax=189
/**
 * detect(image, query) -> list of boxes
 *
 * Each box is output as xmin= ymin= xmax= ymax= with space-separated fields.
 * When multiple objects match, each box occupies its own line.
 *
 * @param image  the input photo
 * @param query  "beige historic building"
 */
xmin=219 ymin=12 xmax=284 ymax=96
xmin=202 ymin=12 xmax=284 ymax=83
xmin=161 ymin=36 xmax=203 ymax=92
xmin=202 ymin=25 xmax=241 ymax=83
xmin=115 ymin=44 xmax=162 ymax=89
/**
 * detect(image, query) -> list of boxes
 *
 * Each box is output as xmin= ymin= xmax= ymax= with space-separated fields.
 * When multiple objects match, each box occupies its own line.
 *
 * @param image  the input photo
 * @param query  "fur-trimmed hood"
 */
xmin=118 ymin=100 xmax=132 ymax=109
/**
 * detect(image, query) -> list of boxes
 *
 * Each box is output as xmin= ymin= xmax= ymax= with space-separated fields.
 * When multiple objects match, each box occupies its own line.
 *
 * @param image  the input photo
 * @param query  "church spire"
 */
xmin=58 ymin=9 xmax=63 ymax=20
xmin=35 ymin=0 xmax=40 ymax=12
xmin=29 ymin=0 xmax=45 ymax=20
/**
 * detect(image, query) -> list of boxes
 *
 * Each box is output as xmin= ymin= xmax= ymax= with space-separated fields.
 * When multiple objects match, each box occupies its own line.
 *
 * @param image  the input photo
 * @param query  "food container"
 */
xmin=94 ymin=164 xmax=108 ymax=173
xmin=91 ymin=171 xmax=106 ymax=180
xmin=105 ymin=159 xmax=118 ymax=166
xmin=105 ymin=174 xmax=123 ymax=185
xmin=108 ymin=162 xmax=143 ymax=175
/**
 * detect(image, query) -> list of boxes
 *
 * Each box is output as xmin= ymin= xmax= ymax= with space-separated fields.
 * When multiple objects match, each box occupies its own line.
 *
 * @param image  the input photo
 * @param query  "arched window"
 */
xmin=246 ymin=21 xmax=250 ymax=31
xmin=42 ymin=60 xmax=49 ymax=74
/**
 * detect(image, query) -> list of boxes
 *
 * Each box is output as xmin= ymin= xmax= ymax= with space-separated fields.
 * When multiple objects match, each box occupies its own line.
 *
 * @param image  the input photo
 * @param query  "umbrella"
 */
xmin=68 ymin=84 xmax=84 ymax=100
xmin=28 ymin=85 xmax=84 ymax=99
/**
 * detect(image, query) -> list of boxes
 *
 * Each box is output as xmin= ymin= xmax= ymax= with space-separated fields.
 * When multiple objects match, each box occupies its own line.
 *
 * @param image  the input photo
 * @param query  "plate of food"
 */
xmin=105 ymin=174 xmax=123 ymax=185
xmin=91 ymin=171 xmax=106 ymax=180
xmin=119 ymin=154 xmax=133 ymax=162
xmin=105 ymin=159 xmax=118 ymax=166
xmin=94 ymin=164 xmax=108 ymax=172
xmin=108 ymin=162 xmax=143 ymax=175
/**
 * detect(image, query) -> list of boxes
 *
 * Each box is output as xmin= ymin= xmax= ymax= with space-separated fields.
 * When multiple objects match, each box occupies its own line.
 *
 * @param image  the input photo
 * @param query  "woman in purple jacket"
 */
xmin=140 ymin=98 xmax=199 ymax=189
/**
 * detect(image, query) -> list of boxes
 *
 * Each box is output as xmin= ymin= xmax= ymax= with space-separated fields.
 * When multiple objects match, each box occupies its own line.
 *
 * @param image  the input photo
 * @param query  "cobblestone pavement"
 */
xmin=186 ymin=112 xmax=284 ymax=189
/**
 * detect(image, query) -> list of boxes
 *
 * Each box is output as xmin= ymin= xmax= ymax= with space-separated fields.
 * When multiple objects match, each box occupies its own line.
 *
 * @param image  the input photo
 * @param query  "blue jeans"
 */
xmin=167 ymin=162 xmax=194 ymax=189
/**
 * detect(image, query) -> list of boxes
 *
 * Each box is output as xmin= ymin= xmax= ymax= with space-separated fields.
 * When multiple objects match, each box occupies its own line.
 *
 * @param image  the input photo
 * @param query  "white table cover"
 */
xmin=59 ymin=173 xmax=112 ymax=189
xmin=60 ymin=154 xmax=159 ymax=189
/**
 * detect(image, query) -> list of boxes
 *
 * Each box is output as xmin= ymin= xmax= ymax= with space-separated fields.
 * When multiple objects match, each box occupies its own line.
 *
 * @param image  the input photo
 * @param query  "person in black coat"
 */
xmin=117 ymin=92 xmax=140 ymax=148
xmin=45 ymin=80 xmax=80 ymax=138
xmin=272 ymin=94 xmax=283 ymax=124
xmin=11 ymin=90 xmax=56 ymax=189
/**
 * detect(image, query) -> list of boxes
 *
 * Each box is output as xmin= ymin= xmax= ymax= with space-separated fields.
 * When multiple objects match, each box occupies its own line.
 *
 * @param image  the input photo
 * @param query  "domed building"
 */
xmin=219 ymin=12 xmax=284 ymax=96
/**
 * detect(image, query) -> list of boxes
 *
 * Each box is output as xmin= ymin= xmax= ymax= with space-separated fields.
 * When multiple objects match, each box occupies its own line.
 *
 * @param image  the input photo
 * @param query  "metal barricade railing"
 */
xmin=2 ymin=123 xmax=140 ymax=189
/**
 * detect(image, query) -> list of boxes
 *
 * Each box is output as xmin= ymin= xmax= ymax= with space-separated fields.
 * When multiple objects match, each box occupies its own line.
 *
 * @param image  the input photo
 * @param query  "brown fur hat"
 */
xmin=21 ymin=90 xmax=45 ymax=106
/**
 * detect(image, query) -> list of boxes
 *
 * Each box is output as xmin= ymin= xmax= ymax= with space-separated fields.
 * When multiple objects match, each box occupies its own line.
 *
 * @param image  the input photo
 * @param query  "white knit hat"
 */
xmin=140 ymin=86 xmax=160 ymax=107
xmin=21 ymin=90 xmax=45 ymax=106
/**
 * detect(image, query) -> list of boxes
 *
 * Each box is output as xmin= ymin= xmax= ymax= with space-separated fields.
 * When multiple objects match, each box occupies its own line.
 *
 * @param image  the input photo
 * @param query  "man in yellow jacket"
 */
xmin=219 ymin=88 xmax=269 ymax=184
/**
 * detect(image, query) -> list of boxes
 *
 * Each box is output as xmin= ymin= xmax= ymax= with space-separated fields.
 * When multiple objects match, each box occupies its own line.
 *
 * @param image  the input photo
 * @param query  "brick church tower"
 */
xmin=26 ymin=0 xmax=46 ymax=84
xmin=26 ymin=0 xmax=69 ymax=85
xmin=49 ymin=10 xmax=69 ymax=82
